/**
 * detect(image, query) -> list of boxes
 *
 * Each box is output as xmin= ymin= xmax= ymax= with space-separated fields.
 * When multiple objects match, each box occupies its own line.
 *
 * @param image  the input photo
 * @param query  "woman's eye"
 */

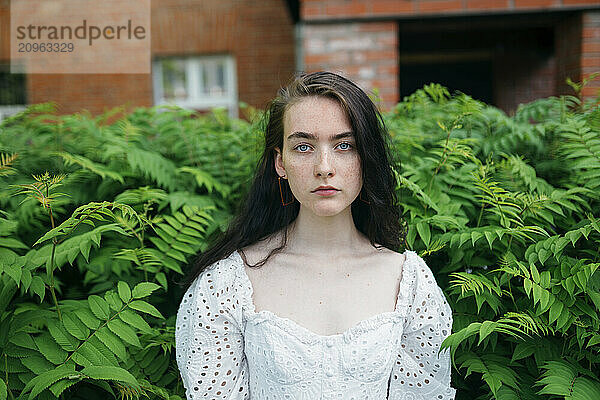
xmin=294 ymin=143 xmax=353 ymax=152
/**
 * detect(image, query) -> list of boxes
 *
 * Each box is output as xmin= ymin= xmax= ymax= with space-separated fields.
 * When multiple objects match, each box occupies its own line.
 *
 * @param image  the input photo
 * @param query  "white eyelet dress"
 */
xmin=175 ymin=249 xmax=456 ymax=400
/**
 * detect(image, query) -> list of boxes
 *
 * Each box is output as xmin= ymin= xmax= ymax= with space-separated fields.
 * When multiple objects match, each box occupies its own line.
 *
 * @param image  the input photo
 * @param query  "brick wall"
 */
xmin=303 ymin=22 xmax=398 ymax=111
xmin=0 ymin=3 xmax=8 ymax=61
xmin=0 ymin=0 xmax=296 ymax=119
xmin=301 ymin=0 xmax=600 ymax=20
xmin=581 ymin=10 xmax=600 ymax=100
xmin=555 ymin=11 xmax=600 ymax=101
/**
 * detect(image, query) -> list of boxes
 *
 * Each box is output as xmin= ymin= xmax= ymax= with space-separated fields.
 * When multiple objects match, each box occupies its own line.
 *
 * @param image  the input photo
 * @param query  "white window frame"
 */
xmin=152 ymin=54 xmax=238 ymax=118
xmin=0 ymin=105 xmax=27 ymax=122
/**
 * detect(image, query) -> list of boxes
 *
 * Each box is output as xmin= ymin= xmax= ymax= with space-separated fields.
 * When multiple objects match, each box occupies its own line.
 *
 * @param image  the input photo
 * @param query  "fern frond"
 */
xmin=537 ymin=360 xmax=600 ymax=399
xmin=557 ymin=116 xmax=600 ymax=192
xmin=456 ymin=352 xmax=520 ymax=396
xmin=145 ymin=205 xmax=211 ymax=275
xmin=52 ymin=151 xmax=124 ymax=183
xmin=449 ymin=272 xmax=502 ymax=297
xmin=103 ymin=144 xmax=177 ymax=191
xmin=32 ymin=201 xmax=141 ymax=247
xmin=114 ymin=186 xmax=168 ymax=207
xmin=0 ymin=152 xmax=18 ymax=177
xmin=176 ymin=166 xmax=230 ymax=197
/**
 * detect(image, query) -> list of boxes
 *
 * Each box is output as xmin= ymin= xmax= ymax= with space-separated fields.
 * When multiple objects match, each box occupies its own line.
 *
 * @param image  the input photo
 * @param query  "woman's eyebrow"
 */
xmin=287 ymin=131 xmax=354 ymax=141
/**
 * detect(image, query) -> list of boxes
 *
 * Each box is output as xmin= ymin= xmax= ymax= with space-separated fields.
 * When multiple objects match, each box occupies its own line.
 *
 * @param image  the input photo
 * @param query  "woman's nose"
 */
xmin=314 ymin=149 xmax=335 ymax=177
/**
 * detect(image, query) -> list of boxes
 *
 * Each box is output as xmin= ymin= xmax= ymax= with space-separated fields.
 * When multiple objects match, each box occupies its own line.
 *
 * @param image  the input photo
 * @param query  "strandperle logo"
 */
xmin=10 ymin=0 xmax=150 ymax=74
xmin=15 ymin=19 xmax=147 ymax=46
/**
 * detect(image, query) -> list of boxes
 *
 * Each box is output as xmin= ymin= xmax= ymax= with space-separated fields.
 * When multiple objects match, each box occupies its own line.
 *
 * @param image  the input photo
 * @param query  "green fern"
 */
xmin=558 ymin=116 xmax=600 ymax=192
xmin=537 ymin=360 xmax=600 ymax=399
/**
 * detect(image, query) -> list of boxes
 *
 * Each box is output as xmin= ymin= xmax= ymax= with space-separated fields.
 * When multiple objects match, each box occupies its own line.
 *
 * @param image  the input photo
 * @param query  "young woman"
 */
xmin=175 ymin=71 xmax=455 ymax=399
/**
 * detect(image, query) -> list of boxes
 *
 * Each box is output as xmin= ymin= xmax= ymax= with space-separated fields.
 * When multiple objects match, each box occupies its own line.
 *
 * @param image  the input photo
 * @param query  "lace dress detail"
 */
xmin=175 ymin=250 xmax=456 ymax=400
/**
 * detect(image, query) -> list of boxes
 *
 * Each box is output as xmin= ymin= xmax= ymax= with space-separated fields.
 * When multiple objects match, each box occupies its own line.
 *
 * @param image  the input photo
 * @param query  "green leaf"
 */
xmin=0 ymin=379 xmax=6 ymax=400
xmin=166 ymin=248 xmax=186 ymax=262
xmin=95 ymin=327 xmax=127 ymax=361
xmin=62 ymin=313 xmax=90 ymax=340
xmin=523 ymin=278 xmax=532 ymax=297
xmin=78 ymin=341 xmax=110 ymax=366
xmin=511 ymin=342 xmax=535 ymax=362
xmin=478 ymin=321 xmax=496 ymax=345
xmin=25 ymin=363 xmax=76 ymax=400
xmin=88 ymin=295 xmax=110 ymax=320
xmin=532 ymin=284 xmax=542 ymax=306
xmin=539 ymin=288 xmax=551 ymax=311
xmin=0 ymin=237 xmax=28 ymax=250
xmin=131 ymin=282 xmax=161 ymax=299
xmin=139 ymin=347 xmax=161 ymax=369
xmin=74 ymin=308 xmax=101 ymax=330
xmin=155 ymin=272 xmax=167 ymax=290
xmin=163 ymin=215 xmax=183 ymax=230
xmin=33 ymin=334 xmax=68 ymax=364
xmin=47 ymin=319 xmax=79 ymax=352
xmin=21 ymin=355 xmax=54 ymax=375
xmin=416 ymin=221 xmax=431 ymax=247
xmin=117 ymin=281 xmax=132 ymax=303
xmin=29 ymin=276 xmax=45 ymax=302
xmin=128 ymin=300 xmax=164 ymax=319
xmin=564 ymin=277 xmax=576 ymax=296
xmin=4 ymin=262 xmax=21 ymax=286
xmin=118 ymin=309 xmax=153 ymax=334
xmin=105 ymin=291 xmax=124 ymax=312
xmin=587 ymin=334 xmax=600 ymax=348
xmin=484 ymin=231 xmax=495 ymax=250
xmin=107 ymin=318 xmax=141 ymax=347
xmin=87 ymin=335 xmax=119 ymax=367
xmin=81 ymin=365 xmax=140 ymax=391
xmin=549 ymin=301 xmax=564 ymax=324
xmin=9 ymin=331 xmax=36 ymax=350
xmin=530 ymin=263 xmax=540 ymax=282
xmin=471 ymin=231 xmax=483 ymax=247
xmin=48 ymin=377 xmax=81 ymax=398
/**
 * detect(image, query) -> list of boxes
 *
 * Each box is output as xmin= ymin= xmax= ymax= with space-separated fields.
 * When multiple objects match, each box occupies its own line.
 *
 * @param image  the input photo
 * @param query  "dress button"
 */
xmin=326 ymin=369 xmax=334 ymax=377
xmin=326 ymin=339 xmax=334 ymax=347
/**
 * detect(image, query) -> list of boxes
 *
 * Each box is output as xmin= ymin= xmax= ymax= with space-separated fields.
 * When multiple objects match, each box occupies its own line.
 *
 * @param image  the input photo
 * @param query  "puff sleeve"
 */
xmin=388 ymin=253 xmax=456 ymax=400
xmin=175 ymin=259 xmax=249 ymax=399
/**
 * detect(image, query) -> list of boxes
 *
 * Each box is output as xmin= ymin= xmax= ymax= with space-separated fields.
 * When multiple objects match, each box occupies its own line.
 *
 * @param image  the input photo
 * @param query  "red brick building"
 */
xmin=1 ymin=0 xmax=599 ymax=119
xmin=295 ymin=0 xmax=600 ymax=113
xmin=0 ymin=0 xmax=296 ymax=119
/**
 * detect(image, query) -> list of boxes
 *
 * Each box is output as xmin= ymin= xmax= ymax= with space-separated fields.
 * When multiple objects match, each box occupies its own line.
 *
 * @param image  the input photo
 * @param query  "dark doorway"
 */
xmin=400 ymin=59 xmax=493 ymax=103
xmin=398 ymin=13 xmax=557 ymax=113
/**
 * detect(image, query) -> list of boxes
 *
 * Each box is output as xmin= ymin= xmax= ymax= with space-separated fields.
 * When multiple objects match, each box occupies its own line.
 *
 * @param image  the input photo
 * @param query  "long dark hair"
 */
xmin=175 ymin=71 xmax=406 ymax=293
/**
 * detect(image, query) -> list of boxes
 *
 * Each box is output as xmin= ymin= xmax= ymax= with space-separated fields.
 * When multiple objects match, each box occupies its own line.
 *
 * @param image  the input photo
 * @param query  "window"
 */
xmin=152 ymin=55 xmax=237 ymax=118
xmin=0 ymin=63 xmax=27 ymax=122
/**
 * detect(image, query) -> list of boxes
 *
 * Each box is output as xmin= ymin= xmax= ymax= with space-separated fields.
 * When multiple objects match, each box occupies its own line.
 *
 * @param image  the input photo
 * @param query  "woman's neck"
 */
xmin=282 ymin=207 xmax=369 ymax=258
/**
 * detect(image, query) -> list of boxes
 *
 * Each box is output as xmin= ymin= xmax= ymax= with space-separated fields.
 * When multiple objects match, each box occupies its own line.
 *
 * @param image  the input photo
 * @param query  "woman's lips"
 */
xmin=313 ymin=189 xmax=339 ymax=196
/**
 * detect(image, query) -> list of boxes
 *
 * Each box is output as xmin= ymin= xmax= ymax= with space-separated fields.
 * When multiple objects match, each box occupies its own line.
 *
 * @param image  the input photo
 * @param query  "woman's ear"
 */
xmin=274 ymin=147 xmax=285 ymax=177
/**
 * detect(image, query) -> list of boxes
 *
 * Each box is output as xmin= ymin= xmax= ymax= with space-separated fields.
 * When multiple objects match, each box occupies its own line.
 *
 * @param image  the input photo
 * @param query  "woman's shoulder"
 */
xmin=403 ymin=251 xmax=452 ymax=314
xmin=184 ymin=251 xmax=243 ymax=296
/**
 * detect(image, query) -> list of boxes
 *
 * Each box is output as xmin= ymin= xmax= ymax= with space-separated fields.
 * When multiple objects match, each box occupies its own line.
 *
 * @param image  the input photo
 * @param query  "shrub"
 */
xmin=0 ymin=84 xmax=598 ymax=399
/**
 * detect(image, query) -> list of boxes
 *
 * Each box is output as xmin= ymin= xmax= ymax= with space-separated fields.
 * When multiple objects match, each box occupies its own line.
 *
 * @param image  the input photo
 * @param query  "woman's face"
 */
xmin=274 ymin=95 xmax=363 ymax=217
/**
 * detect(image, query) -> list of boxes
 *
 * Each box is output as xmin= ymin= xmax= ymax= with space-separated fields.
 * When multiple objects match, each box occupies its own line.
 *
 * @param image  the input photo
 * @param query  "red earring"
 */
xmin=278 ymin=176 xmax=294 ymax=206
xmin=359 ymin=190 xmax=370 ymax=204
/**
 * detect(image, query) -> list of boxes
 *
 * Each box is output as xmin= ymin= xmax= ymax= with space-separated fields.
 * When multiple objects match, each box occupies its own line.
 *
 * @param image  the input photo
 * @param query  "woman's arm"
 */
xmin=175 ymin=261 xmax=249 ymax=399
xmin=387 ymin=254 xmax=456 ymax=400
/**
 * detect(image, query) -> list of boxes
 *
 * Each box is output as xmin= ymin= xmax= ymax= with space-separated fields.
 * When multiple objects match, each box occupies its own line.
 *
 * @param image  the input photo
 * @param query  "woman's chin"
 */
xmin=306 ymin=203 xmax=351 ymax=217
